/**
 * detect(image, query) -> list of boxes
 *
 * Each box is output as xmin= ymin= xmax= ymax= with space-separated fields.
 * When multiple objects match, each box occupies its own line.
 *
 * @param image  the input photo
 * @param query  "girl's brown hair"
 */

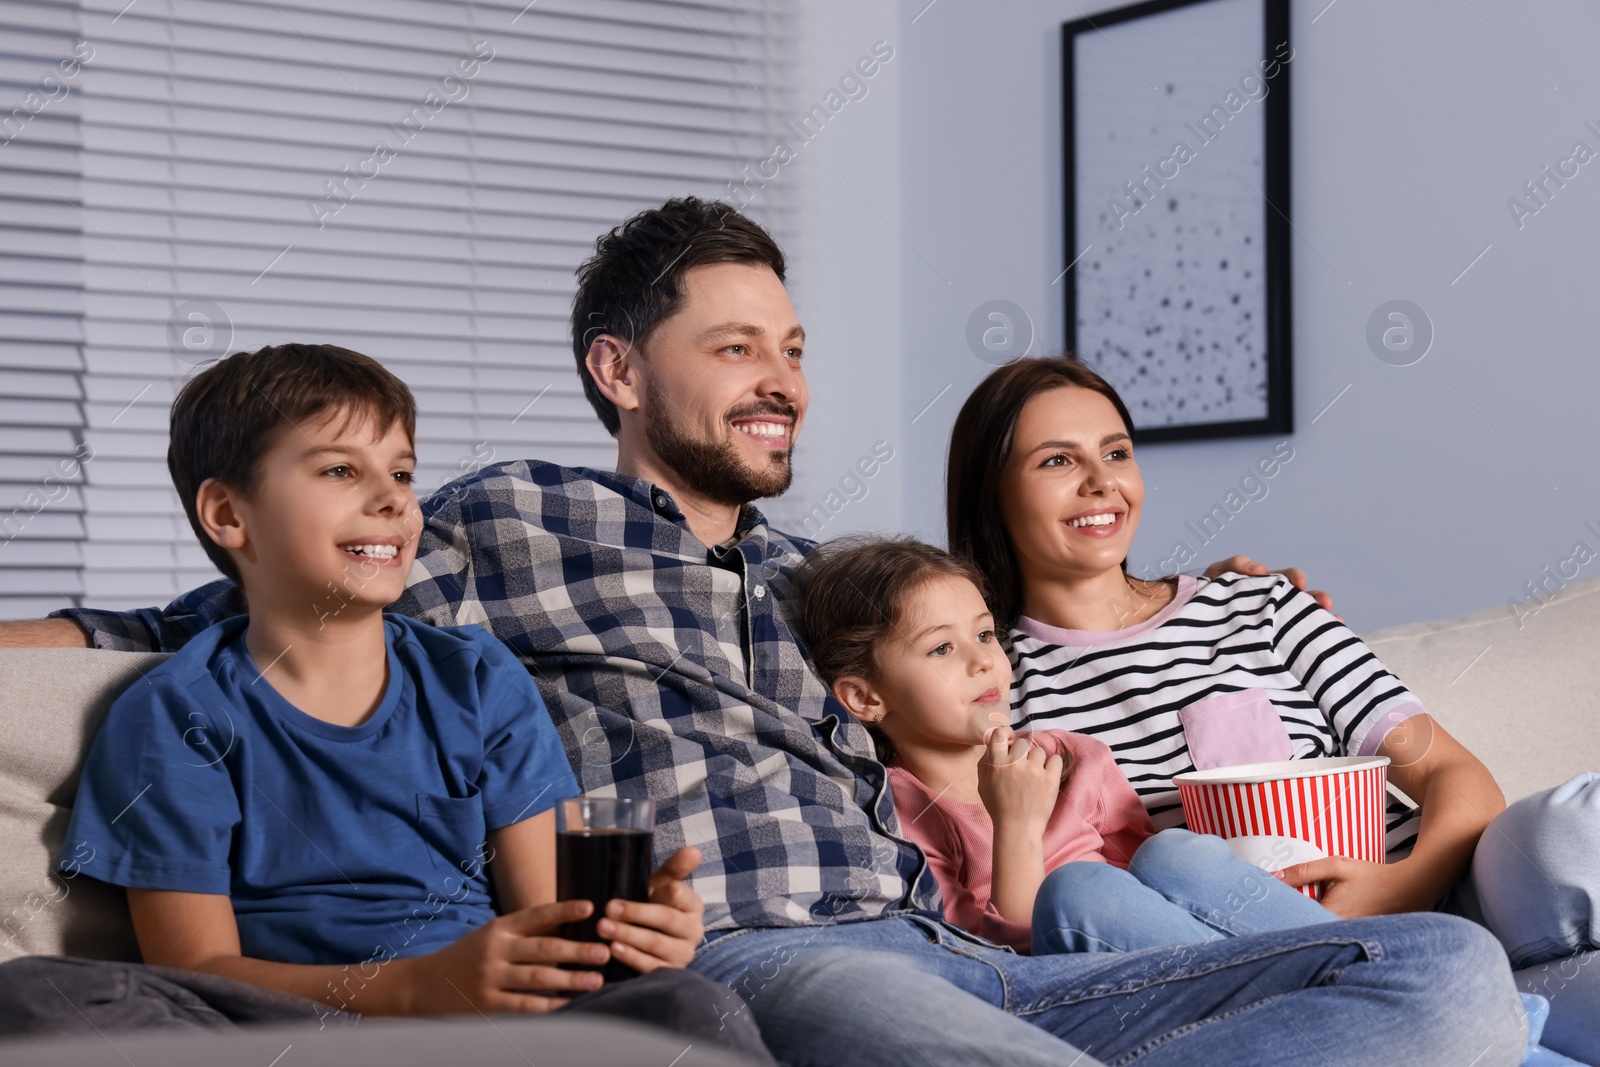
xmin=796 ymin=537 xmax=985 ymax=763
xmin=946 ymin=356 xmax=1136 ymax=630
xmin=798 ymin=537 xmax=1073 ymax=789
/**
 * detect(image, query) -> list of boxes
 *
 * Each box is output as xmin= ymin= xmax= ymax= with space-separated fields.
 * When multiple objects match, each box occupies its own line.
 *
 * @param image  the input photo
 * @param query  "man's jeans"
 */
xmin=1032 ymin=828 xmax=1334 ymax=954
xmin=691 ymin=911 xmax=1524 ymax=1067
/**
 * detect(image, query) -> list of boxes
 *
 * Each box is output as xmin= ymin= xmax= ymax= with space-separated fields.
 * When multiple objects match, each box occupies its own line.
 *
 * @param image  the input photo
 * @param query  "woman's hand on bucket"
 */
xmin=1275 ymin=855 xmax=1437 ymax=917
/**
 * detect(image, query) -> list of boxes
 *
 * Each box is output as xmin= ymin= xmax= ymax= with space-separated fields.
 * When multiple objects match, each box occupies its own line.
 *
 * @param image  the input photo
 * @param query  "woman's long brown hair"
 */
xmin=945 ymin=356 xmax=1136 ymax=630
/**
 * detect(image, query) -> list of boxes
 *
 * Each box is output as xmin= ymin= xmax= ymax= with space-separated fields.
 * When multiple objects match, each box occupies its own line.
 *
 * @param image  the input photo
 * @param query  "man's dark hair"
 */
xmin=167 ymin=343 xmax=417 ymax=586
xmin=571 ymin=197 xmax=787 ymax=437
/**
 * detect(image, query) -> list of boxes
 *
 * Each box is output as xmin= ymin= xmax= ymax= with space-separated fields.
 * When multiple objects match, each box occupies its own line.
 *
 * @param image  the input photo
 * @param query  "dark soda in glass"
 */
xmin=556 ymin=826 xmax=654 ymax=982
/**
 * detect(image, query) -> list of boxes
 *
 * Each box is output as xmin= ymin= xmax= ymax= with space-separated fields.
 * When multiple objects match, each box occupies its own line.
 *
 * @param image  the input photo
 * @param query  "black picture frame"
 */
xmin=1063 ymin=0 xmax=1292 ymax=442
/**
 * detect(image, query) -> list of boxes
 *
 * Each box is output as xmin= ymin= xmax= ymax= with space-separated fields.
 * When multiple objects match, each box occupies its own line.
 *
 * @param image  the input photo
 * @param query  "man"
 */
xmin=3 ymin=199 xmax=1526 ymax=1066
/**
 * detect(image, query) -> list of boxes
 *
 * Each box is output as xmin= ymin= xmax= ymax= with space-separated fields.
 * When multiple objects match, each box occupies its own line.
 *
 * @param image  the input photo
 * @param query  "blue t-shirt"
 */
xmin=60 ymin=613 xmax=578 ymax=966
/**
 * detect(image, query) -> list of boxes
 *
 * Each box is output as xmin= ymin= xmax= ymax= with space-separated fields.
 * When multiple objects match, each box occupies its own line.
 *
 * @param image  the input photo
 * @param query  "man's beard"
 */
xmin=644 ymin=379 xmax=795 ymax=507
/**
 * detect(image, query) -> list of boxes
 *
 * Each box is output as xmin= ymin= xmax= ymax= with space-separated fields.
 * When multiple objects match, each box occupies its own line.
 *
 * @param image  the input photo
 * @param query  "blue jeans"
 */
xmin=1032 ymin=828 xmax=1335 ymax=954
xmin=1446 ymin=772 xmax=1600 ymax=1064
xmin=690 ymin=909 xmax=1525 ymax=1067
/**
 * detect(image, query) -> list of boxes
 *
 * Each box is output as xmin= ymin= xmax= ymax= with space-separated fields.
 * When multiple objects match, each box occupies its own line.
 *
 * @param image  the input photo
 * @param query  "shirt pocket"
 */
xmin=415 ymin=792 xmax=488 ymax=873
xmin=1178 ymin=689 xmax=1294 ymax=771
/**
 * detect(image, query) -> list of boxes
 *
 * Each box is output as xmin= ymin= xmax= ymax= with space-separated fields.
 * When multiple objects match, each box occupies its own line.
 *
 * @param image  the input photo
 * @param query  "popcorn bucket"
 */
xmin=1173 ymin=756 xmax=1390 ymax=898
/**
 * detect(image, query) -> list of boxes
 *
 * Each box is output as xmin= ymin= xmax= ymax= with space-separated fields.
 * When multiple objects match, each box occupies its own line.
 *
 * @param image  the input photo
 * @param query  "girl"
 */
xmin=795 ymin=536 xmax=1334 ymax=956
xmin=945 ymin=355 xmax=1600 ymax=1062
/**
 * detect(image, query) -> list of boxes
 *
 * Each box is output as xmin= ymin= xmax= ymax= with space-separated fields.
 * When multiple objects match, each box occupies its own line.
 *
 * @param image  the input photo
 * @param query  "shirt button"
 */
xmin=654 ymin=493 xmax=668 ymax=508
xmin=753 ymin=584 xmax=766 ymax=599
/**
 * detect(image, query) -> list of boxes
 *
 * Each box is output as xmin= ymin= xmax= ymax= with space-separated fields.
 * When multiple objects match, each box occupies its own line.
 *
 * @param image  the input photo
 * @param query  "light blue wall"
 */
xmin=767 ymin=2 xmax=907 ymax=542
xmin=891 ymin=0 xmax=1600 ymax=631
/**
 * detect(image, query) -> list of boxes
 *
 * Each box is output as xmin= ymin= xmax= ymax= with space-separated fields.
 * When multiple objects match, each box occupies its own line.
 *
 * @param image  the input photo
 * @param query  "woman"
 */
xmin=945 ymin=356 xmax=1600 ymax=1062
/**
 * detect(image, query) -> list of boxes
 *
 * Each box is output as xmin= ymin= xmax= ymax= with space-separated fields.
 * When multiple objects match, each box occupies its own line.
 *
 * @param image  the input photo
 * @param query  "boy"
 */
xmin=38 ymin=344 xmax=767 ymax=1056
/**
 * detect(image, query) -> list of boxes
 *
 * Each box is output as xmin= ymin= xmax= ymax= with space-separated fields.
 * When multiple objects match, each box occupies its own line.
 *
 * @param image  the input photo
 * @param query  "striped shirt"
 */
xmin=1009 ymin=573 xmax=1425 ymax=858
xmin=53 ymin=460 xmax=942 ymax=933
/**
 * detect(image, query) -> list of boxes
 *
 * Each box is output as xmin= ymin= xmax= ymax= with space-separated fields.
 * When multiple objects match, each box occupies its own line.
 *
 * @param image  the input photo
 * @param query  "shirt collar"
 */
xmin=617 ymin=474 xmax=771 ymax=548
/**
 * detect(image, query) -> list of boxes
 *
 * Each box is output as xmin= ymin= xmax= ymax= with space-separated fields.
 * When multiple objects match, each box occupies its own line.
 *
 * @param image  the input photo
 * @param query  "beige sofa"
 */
xmin=1 ymin=579 xmax=1596 ymax=1024
xmin=1361 ymin=575 xmax=1600 ymax=804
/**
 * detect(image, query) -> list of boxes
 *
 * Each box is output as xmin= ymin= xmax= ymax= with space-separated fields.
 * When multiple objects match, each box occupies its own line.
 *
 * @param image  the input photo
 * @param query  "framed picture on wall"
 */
xmin=1063 ymin=0 xmax=1292 ymax=442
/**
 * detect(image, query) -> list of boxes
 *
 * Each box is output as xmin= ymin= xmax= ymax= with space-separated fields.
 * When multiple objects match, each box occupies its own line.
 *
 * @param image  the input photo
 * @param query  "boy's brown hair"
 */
xmin=167 ymin=343 xmax=417 ymax=586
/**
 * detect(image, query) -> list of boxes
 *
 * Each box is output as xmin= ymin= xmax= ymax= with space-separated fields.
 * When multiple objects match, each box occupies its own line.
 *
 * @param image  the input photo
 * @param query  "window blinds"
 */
xmin=0 ymin=0 xmax=90 ymax=619
xmin=0 ymin=0 xmax=797 ymax=617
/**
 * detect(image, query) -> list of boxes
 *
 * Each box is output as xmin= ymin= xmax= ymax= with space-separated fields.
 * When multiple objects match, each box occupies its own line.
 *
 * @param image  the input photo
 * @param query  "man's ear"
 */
xmin=584 ymin=334 xmax=643 ymax=419
xmin=194 ymin=478 xmax=248 ymax=554
xmin=830 ymin=676 xmax=885 ymax=724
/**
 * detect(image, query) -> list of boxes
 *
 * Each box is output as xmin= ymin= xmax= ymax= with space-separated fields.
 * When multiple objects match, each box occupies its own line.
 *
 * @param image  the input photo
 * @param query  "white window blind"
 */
xmin=0 ymin=0 xmax=797 ymax=618
xmin=0 ymin=0 xmax=89 ymax=620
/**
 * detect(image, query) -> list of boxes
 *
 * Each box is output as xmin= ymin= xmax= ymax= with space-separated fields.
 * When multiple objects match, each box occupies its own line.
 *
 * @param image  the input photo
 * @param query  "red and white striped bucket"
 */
xmin=1174 ymin=756 xmax=1390 ymax=898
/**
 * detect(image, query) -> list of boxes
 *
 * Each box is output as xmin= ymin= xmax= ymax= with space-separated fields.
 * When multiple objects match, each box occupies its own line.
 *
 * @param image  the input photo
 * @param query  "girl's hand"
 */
xmin=1274 ymin=856 xmax=1437 ymax=917
xmin=596 ymin=846 xmax=706 ymax=972
xmin=977 ymin=726 xmax=1062 ymax=832
xmin=401 ymin=899 xmax=609 ymax=1015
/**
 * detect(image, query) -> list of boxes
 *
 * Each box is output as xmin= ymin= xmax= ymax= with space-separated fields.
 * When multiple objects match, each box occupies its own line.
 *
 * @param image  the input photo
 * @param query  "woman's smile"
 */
xmin=1062 ymin=507 xmax=1126 ymax=538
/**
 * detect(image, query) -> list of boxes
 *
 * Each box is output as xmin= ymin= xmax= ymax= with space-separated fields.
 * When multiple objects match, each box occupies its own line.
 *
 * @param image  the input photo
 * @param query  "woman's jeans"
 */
xmin=1447 ymin=772 xmax=1600 ymax=1064
xmin=1031 ymin=828 xmax=1333 ymax=954
xmin=690 ymin=909 xmax=1525 ymax=1067
xmin=1033 ymin=829 xmax=1581 ymax=1066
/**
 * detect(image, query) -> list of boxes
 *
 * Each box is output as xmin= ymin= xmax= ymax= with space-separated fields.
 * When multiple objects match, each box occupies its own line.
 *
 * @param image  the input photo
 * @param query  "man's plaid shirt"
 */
xmin=55 ymin=460 xmax=943 ymax=933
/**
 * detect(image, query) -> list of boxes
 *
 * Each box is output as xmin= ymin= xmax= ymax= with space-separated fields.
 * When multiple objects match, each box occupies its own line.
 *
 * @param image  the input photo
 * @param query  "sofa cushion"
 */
xmin=1362 ymin=576 xmax=1600 ymax=803
xmin=0 ymin=648 xmax=166 ymax=964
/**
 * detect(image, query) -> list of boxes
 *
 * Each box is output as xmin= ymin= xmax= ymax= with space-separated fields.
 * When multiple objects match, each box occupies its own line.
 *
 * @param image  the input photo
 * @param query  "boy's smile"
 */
xmin=339 ymin=536 xmax=407 ymax=567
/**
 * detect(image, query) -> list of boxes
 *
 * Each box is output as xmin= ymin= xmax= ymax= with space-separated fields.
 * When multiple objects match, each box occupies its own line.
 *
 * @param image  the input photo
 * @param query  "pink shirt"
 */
xmin=888 ymin=730 xmax=1156 ymax=952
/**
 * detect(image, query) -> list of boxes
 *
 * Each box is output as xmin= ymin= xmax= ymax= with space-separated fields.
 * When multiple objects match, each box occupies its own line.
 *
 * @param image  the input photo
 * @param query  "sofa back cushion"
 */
xmin=1363 ymin=575 xmax=1600 ymax=803
xmin=0 ymin=648 xmax=167 ymax=964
